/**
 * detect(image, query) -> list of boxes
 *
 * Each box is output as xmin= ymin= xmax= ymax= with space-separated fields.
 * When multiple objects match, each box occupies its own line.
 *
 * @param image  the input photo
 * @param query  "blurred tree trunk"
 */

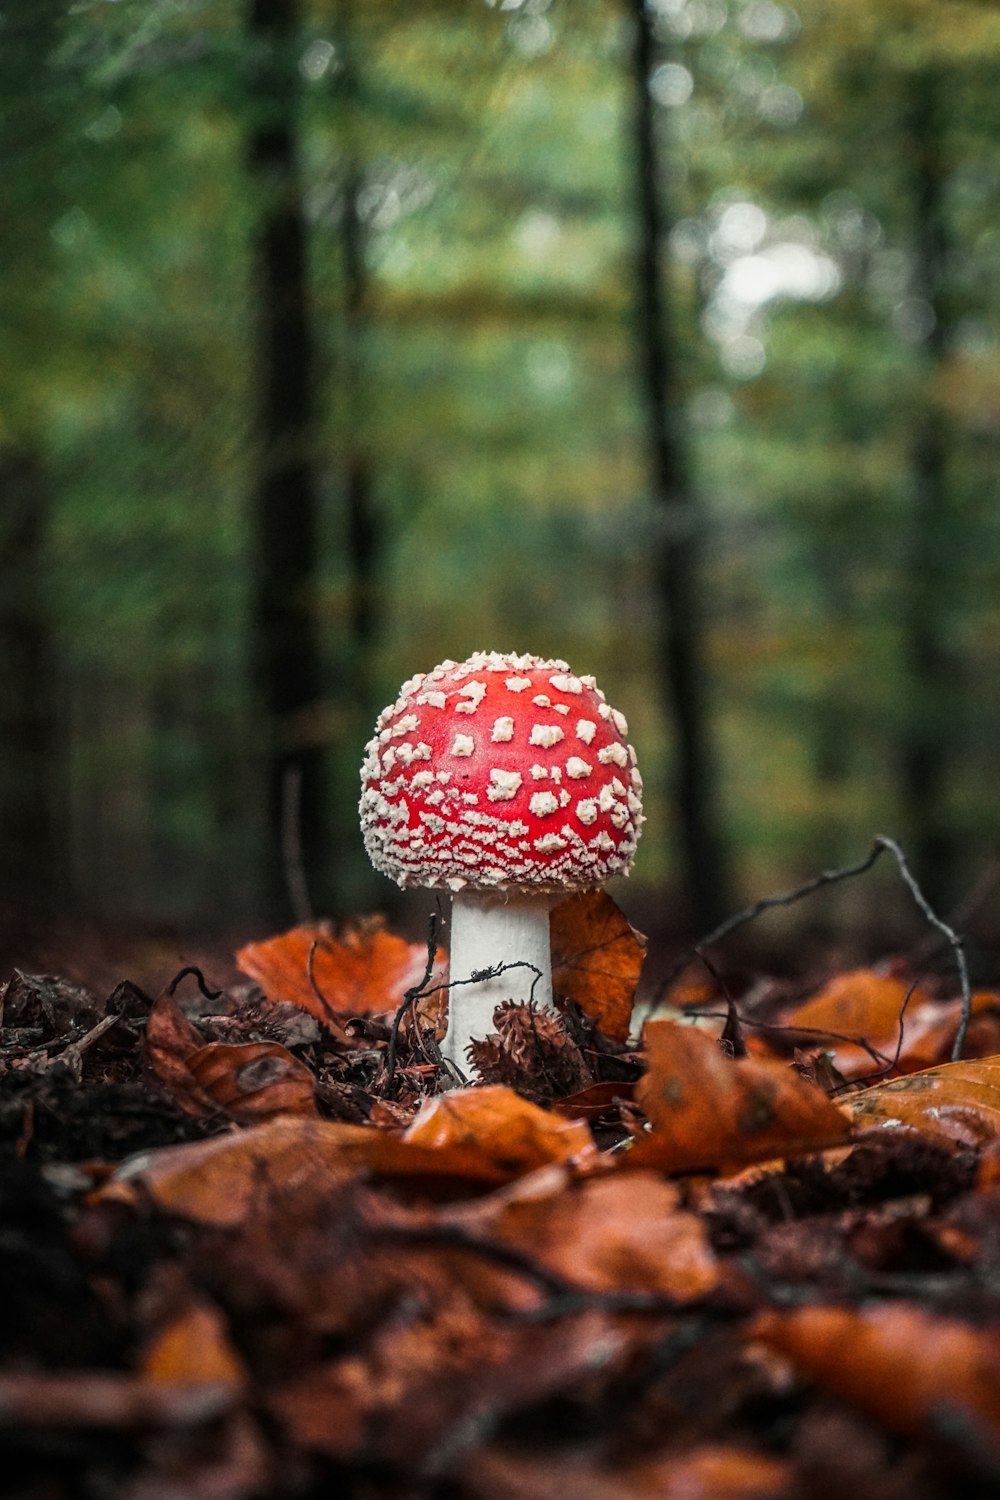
xmin=247 ymin=0 xmax=325 ymax=923
xmin=628 ymin=0 xmax=730 ymax=930
xmin=900 ymin=65 xmax=957 ymax=907
xmin=0 ymin=450 xmax=59 ymax=933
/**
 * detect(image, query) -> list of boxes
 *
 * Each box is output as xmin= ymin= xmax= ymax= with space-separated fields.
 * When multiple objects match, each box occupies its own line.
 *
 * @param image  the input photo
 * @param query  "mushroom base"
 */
xmin=442 ymin=891 xmax=555 ymax=1073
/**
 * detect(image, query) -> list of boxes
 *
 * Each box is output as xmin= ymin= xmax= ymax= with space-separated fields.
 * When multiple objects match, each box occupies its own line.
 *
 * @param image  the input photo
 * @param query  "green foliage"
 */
xmin=3 ymin=0 xmax=1000 ymax=927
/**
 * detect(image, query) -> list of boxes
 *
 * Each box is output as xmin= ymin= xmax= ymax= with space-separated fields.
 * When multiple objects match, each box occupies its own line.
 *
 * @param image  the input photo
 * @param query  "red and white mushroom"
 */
xmin=359 ymin=651 xmax=644 ymax=1070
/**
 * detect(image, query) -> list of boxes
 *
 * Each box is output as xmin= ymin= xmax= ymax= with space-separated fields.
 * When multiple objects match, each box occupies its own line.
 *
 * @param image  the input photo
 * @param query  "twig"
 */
xmin=166 ymin=966 xmax=222 ymax=1001
xmin=28 ymin=1011 xmax=121 ymax=1081
xmin=875 ymin=836 xmax=972 ymax=1061
xmin=659 ymin=835 xmax=973 ymax=1063
xmin=385 ymin=912 xmax=441 ymax=1090
xmin=281 ymin=763 xmax=314 ymax=927
xmin=305 ymin=937 xmax=355 ymax=1044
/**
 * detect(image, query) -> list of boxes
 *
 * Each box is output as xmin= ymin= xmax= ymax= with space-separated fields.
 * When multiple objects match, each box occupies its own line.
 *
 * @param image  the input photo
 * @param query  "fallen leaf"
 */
xmin=752 ymin=1302 xmax=1000 ymax=1439
xmin=141 ymin=1300 xmax=246 ymax=1389
xmin=187 ymin=1041 xmax=316 ymax=1119
xmin=446 ymin=1168 xmax=718 ymax=1302
xmin=405 ymin=1085 xmax=597 ymax=1174
xmin=145 ymin=988 xmax=215 ymax=1116
xmin=99 ymin=1115 xmax=535 ymax=1226
xmin=781 ymin=969 xmax=996 ymax=1079
xmin=629 ymin=1021 xmax=851 ymax=1173
xmin=847 ymin=1054 xmax=1000 ymax=1148
xmin=551 ymin=1080 xmax=637 ymax=1122
xmin=551 ymin=889 xmax=645 ymax=1043
xmin=269 ymin=1303 xmax=625 ymax=1467
xmin=236 ymin=917 xmax=444 ymax=1027
xmin=145 ymin=988 xmax=316 ymax=1121
xmin=461 ymin=1444 xmax=790 ymax=1500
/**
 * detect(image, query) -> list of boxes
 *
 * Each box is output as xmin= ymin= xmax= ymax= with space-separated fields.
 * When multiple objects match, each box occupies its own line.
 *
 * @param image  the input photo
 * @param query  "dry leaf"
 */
xmin=145 ymin=988 xmax=316 ymax=1121
xmin=141 ymin=1300 xmax=246 ymax=1389
xmin=446 ymin=1168 xmax=718 ymax=1302
xmin=462 ymin=1444 xmax=789 ymax=1500
xmin=847 ymin=1054 xmax=1000 ymax=1148
xmin=404 ymin=1085 xmax=597 ymax=1174
xmin=781 ymin=969 xmax=995 ymax=1079
xmin=145 ymin=988 xmax=216 ymax=1116
xmin=269 ymin=1305 xmax=624 ymax=1467
xmin=753 ymin=1302 xmax=1000 ymax=1439
xmin=629 ymin=1021 xmax=851 ymax=1173
xmin=100 ymin=1115 xmax=547 ymax=1226
xmin=551 ymin=889 xmax=646 ymax=1043
xmin=187 ymin=1041 xmax=316 ymax=1119
xmin=236 ymin=918 xmax=443 ymax=1027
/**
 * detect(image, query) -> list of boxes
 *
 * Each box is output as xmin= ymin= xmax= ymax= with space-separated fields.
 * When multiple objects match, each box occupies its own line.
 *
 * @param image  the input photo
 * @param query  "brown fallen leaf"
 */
xmin=846 ymin=1054 xmax=1000 ymax=1148
xmin=404 ymin=1085 xmax=597 ymax=1174
xmin=187 ymin=1040 xmax=316 ymax=1119
xmin=781 ymin=968 xmax=996 ymax=1079
xmin=145 ymin=987 xmax=216 ymax=1116
xmin=145 ymin=988 xmax=316 ymax=1121
xmin=235 ymin=917 xmax=444 ymax=1027
xmin=551 ymin=889 xmax=645 ymax=1043
xmin=141 ymin=1300 xmax=246 ymax=1389
xmin=752 ymin=1302 xmax=1000 ymax=1440
xmin=444 ymin=1167 xmax=718 ymax=1302
xmin=628 ymin=1020 xmax=851 ymax=1173
xmin=99 ymin=1115 xmax=539 ymax=1227
xmin=268 ymin=1302 xmax=626 ymax=1468
xmin=461 ymin=1443 xmax=790 ymax=1500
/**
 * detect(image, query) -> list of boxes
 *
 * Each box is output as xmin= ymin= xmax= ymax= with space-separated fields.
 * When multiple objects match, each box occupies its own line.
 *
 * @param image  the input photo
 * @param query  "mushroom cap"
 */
xmin=359 ymin=651 xmax=644 ymax=894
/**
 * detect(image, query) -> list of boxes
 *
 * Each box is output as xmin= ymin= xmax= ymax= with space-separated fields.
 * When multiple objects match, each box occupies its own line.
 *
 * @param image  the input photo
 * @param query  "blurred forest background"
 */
xmin=3 ymin=0 xmax=1000 ymax=965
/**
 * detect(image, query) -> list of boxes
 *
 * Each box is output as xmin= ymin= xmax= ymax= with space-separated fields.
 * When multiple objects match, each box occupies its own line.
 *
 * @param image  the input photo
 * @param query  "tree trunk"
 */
xmin=628 ymin=0 xmax=729 ymax=930
xmin=899 ymin=66 xmax=956 ymax=908
xmin=0 ymin=450 xmax=60 ymax=934
xmin=247 ymin=0 xmax=325 ymax=924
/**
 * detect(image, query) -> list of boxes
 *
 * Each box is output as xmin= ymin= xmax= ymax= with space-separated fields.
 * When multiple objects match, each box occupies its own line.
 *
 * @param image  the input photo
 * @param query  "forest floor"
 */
xmin=5 ymin=889 xmax=1000 ymax=1500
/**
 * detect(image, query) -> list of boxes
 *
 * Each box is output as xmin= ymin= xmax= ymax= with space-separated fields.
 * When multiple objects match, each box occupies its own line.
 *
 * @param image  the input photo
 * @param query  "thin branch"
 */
xmin=658 ymin=835 xmax=973 ymax=1062
xmin=875 ymin=835 xmax=972 ymax=1061
xmin=167 ymin=966 xmax=222 ymax=1001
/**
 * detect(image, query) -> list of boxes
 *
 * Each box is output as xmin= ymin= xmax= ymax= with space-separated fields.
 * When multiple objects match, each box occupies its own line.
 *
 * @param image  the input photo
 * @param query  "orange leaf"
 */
xmin=551 ymin=889 xmax=645 ymax=1043
xmin=847 ymin=1054 xmax=1000 ymax=1148
xmin=187 ymin=1041 xmax=316 ymax=1120
xmin=141 ymin=1301 xmax=245 ymax=1389
xmin=462 ymin=1444 xmax=789 ymax=1500
xmin=448 ymin=1169 xmax=718 ymax=1302
xmin=629 ymin=1020 xmax=850 ymax=1173
xmin=753 ymin=1302 xmax=1000 ymax=1439
xmin=405 ymin=1086 xmax=597 ymax=1174
xmin=781 ymin=969 xmax=995 ymax=1079
xmin=99 ymin=1116 xmax=532 ymax=1226
xmin=236 ymin=918 xmax=444 ymax=1027
xmin=145 ymin=989 xmax=217 ymax=1117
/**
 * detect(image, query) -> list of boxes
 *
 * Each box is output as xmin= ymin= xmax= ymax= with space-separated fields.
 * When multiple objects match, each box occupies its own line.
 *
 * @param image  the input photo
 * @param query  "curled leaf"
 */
xmin=405 ymin=1085 xmax=597 ymax=1174
xmin=187 ymin=1041 xmax=316 ymax=1120
xmin=630 ymin=1020 xmax=850 ymax=1173
xmin=847 ymin=1054 xmax=1000 ymax=1148
xmin=551 ymin=889 xmax=645 ymax=1043
xmin=100 ymin=1115 xmax=541 ymax=1227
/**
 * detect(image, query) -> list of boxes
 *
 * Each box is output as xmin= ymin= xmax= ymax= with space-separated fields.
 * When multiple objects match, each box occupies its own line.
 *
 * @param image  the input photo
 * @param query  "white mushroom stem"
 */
xmin=442 ymin=891 xmax=555 ymax=1071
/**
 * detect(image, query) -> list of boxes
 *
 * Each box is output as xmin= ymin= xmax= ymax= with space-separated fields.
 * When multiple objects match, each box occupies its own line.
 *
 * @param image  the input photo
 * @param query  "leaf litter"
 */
xmin=4 ymin=877 xmax=1000 ymax=1497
